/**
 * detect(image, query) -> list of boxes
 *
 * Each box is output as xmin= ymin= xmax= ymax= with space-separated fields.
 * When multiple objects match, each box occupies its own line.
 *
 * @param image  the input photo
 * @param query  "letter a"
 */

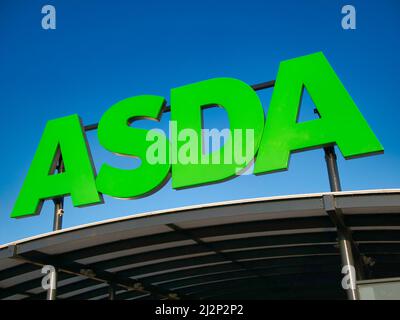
xmin=11 ymin=115 xmax=101 ymax=218
xmin=41 ymin=5 xmax=56 ymax=30
xmin=255 ymin=52 xmax=383 ymax=175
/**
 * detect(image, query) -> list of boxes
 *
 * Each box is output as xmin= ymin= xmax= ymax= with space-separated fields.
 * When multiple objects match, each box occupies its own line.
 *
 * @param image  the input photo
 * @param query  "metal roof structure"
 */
xmin=0 ymin=189 xmax=400 ymax=300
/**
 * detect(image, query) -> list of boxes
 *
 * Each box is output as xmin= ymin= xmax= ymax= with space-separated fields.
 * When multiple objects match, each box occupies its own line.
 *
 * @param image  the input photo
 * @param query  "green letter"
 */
xmin=254 ymin=52 xmax=383 ymax=174
xmin=170 ymin=77 xmax=264 ymax=188
xmin=11 ymin=114 xmax=101 ymax=218
xmin=96 ymin=95 xmax=170 ymax=198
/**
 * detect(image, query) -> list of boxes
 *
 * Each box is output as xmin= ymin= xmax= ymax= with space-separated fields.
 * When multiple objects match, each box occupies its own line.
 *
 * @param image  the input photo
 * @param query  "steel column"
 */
xmin=324 ymin=146 xmax=342 ymax=192
xmin=323 ymin=146 xmax=359 ymax=300
xmin=53 ymin=156 xmax=64 ymax=231
xmin=53 ymin=197 xmax=64 ymax=231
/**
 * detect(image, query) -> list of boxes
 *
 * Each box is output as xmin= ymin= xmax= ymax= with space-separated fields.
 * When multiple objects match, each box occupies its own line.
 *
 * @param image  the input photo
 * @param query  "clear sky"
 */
xmin=0 ymin=0 xmax=399 ymax=244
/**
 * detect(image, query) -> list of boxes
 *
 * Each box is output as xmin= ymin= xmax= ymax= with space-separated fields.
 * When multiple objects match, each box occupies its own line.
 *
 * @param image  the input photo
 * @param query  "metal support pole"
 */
xmin=53 ymin=198 xmax=64 ymax=231
xmin=338 ymin=232 xmax=358 ymax=300
xmin=46 ymin=267 xmax=58 ymax=300
xmin=324 ymin=146 xmax=342 ymax=192
xmin=323 ymin=145 xmax=359 ymax=300
xmin=313 ymin=108 xmax=361 ymax=299
xmin=53 ymin=156 xmax=64 ymax=231
xmin=109 ymin=283 xmax=116 ymax=300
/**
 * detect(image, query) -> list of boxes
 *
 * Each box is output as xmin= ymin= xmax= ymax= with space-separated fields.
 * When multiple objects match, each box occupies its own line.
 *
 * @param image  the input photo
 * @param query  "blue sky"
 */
xmin=0 ymin=0 xmax=399 ymax=244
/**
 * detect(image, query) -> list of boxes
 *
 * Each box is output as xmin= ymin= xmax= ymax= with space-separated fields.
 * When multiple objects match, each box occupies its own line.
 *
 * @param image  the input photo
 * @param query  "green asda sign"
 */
xmin=11 ymin=52 xmax=383 ymax=218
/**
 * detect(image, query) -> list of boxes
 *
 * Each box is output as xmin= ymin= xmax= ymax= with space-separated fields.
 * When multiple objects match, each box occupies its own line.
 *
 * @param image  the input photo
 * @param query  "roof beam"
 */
xmin=167 ymin=223 xmax=266 ymax=279
xmin=7 ymin=245 xmax=184 ymax=300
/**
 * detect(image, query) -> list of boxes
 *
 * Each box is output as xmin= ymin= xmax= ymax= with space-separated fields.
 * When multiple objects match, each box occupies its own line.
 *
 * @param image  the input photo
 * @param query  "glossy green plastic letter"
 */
xmin=171 ymin=77 xmax=264 ymax=188
xmin=96 ymin=95 xmax=170 ymax=198
xmin=11 ymin=115 xmax=102 ymax=218
xmin=254 ymin=52 xmax=384 ymax=174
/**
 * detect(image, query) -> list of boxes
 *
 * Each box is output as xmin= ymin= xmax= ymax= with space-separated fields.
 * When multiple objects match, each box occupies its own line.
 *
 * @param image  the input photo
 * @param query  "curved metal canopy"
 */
xmin=0 ymin=189 xmax=400 ymax=300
